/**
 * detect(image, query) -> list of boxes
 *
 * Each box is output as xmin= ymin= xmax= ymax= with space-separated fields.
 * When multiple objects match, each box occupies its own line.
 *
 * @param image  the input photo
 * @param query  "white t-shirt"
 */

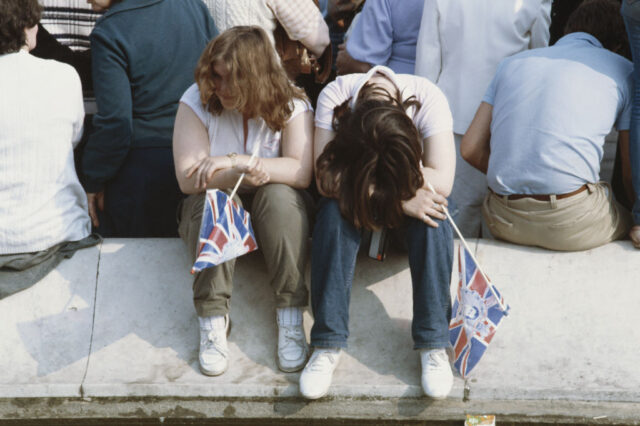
xmin=315 ymin=65 xmax=453 ymax=141
xmin=0 ymin=51 xmax=89 ymax=254
xmin=180 ymin=83 xmax=312 ymax=158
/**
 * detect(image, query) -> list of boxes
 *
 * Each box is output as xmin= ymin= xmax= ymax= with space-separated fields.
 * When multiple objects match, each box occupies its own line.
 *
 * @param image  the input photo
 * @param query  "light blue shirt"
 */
xmin=345 ymin=0 xmax=423 ymax=74
xmin=483 ymin=32 xmax=633 ymax=195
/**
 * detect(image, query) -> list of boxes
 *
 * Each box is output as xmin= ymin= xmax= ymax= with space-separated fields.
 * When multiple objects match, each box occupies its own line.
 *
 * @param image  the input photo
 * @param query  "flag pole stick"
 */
xmin=228 ymin=144 xmax=261 ymax=202
xmin=427 ymin=182 xmax=507 ymax=312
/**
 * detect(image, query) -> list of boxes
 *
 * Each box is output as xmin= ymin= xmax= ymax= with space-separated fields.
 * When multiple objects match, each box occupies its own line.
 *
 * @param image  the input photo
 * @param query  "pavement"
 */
xmin=1 ymin=236 xmax=639 ymax=424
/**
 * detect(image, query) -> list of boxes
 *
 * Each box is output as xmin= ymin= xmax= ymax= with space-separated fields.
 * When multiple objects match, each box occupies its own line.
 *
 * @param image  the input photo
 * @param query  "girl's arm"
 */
xmin=420 ymin=130 xmax=456 ymax=196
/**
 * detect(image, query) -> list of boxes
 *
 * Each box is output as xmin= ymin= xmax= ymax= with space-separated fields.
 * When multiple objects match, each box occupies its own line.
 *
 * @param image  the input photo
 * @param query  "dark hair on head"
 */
xmin=564 ymin=0 xmax=628 ymax=53
xmin=194 ymin=25 xmax=307 ymax=131
xmin=0 ymin=0 xmax=42 ymax=54
xmin=316 ymin=83 xmax=424 ymax=230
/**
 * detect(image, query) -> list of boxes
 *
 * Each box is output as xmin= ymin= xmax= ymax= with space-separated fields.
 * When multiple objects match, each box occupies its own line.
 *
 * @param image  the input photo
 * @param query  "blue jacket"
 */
xmin=82 ymin=0 xmax=218 ymax=192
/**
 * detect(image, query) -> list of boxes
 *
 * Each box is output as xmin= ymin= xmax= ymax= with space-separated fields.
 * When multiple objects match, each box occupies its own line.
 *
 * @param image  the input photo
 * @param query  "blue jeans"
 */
xmin=309 ymin=198 xmax=453 ymax=350
xmin=623 ymin=0 xmax=640 ymax=224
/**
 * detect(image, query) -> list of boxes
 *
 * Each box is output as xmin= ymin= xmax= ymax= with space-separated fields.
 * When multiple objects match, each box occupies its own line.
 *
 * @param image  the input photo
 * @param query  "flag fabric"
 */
xmin=191 ymin=189 xmax=258 ymax=273
xmin=449 ymin=245 xmax=509 ymax=378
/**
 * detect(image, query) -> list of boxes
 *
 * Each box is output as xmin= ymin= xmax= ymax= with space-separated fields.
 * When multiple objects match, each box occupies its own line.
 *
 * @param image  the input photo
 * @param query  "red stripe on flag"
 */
xmin=210 ymin=226 xmax=228 ymax=249
xmin=469 ymin=270 xmax=488 ymax=297
xmin=454 ymin=328 xmax=468 ymax=358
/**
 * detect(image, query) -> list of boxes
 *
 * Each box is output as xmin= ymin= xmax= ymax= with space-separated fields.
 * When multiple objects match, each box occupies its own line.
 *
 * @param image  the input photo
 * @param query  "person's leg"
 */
xmin=623 ymin=13 xmax=640 ymax=245
xmin=250 ymin=183 xmax=313 ymax=372
xmin=309 ymin=198 xmax=361 ymax=349
xmin=403 ymin=214 xmax=454 ymax=399
xmin=301 ymin=197 xmax=358 ymax=399
xmin=103 ymin=147 xmax=183 ymax=237
xmin=450 ymin=133 xmax=487 ymax=238
xmin=177 ymin=192 xmax=235 ymax=376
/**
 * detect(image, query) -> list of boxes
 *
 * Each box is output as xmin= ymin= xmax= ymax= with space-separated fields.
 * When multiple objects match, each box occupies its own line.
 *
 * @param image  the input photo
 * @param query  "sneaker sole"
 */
xmin=276 ymin=353 xmax=307 ymax=373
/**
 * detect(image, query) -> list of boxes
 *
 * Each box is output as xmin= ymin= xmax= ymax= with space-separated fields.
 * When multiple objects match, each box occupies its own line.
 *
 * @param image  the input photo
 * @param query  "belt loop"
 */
xmin=501 ymin=193 xmax=509 ymax=207
xmin=550 ymin=194 xmax=557 ymax=209
xmin=586 ymin=183 xmax=595 ymax=194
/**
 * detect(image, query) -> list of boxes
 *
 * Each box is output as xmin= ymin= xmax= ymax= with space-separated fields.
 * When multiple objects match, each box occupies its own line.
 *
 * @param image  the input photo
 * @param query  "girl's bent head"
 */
xmin=194 ymin=26 xmax=306 ymax=131
xmin=317 ymin=84 xmax=424 ymax=230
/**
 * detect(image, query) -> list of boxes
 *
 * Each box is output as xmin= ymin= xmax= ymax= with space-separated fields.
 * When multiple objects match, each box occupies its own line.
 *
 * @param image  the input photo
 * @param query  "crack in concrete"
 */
xmin=79 ymin=241 xmax=103 ymax=398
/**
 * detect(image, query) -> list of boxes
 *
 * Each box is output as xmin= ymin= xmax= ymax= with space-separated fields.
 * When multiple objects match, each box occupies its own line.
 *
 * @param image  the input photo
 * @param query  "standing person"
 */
xmin=173 ymin=27 xmax=315 ymax=376
xmin=300 ymin=65 xmax=456 ymax=399
xmin=335 ymin=0 xmax=423 ymax=75
xmin=82 ymin=0 xmax=218 ymax=237
xmin=415 ymin=0 xmax=551 ymax=237
xmin=621 ymin=0 xmax=640 ymax=247
xmin=461 ymin=0 xmax=633 ymax=251
xmin=0 ymin=0 xmax=96 ymax=287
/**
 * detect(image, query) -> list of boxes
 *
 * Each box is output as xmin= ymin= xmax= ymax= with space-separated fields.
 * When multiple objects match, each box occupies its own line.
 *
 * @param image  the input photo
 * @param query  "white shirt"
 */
xmin=180 ymin=83 xmax=312 ymax=158
xmin=415 ymin=0 xmax=551 ymax=135
xmin=0 ymin=51 xmax=89 ymax=254
xmin=315 ymin=66 xmax=453 ymax=141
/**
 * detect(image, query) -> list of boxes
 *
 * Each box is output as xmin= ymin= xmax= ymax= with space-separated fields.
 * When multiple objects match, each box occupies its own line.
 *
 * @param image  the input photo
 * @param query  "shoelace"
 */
xmin=201 ymin=329 xmax=228 ymax=358
xmin=306 ymin=351 xmax=336 ymax=372
xmin=424 ymin=351 xmax=448 ymax=372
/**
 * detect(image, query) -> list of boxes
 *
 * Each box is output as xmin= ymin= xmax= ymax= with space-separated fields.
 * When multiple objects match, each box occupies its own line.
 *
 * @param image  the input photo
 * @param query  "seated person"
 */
xmin=0 ymin=0 xmax=92 ymax=273
xmin=335 ymin=0 xmax=423 ymax=75
xmin=173 ymin=27 xmax=315 ymax=376
xmin=300 ymin=65 xmax=455 ymax=400
xmin=461 ymin=0 xmax=633 ymax=251
xmin=82 ymin=0 xmax=218 ymax=237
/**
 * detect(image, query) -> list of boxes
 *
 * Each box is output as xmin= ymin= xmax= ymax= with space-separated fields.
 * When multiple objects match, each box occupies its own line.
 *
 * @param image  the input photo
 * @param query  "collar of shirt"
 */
xmin=554 ymin=32 xmax=603 ymax=49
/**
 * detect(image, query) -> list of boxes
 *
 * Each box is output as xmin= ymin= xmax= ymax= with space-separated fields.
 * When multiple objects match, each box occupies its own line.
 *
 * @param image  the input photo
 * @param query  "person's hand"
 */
xmin=86 ymin=191 xmax=104 ymax=227
xmin=186 ymin=156 xmax=227 ymax=190
xmin=237 ymin=157 xmax=270 ymax=187
xmin=401 ymin=188 xmax=448 ymax=228
xmin=630 ymin=225 xmax=640 ymax=249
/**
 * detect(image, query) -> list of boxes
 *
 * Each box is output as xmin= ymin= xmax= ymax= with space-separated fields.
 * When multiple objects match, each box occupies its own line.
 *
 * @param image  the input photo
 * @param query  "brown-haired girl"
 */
xmin=299 ymin=66 xmax=456 ymax=400
xmin=173 ymin=26 xmax=314 ymax=377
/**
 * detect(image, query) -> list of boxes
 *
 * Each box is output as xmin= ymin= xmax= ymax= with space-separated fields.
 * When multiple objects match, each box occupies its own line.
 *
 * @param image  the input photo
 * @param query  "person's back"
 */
xmin=0 ymin=48 xmax=88 ymax=254
xmin=486 ymin=32 xmax=632 ymax=195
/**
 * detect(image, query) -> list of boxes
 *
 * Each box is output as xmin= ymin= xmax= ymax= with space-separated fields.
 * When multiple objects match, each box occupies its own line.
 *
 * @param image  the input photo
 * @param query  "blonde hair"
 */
xmin=194 ymin=26 xmax=307 ymax=131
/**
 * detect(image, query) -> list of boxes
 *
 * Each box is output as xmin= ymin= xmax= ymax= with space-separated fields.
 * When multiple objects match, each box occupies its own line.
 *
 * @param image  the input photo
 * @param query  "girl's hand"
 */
xmin=186 ymin=156 xmax=227 ymax=190
xmin=237 ymin=157 xmax=270 ymax=187
xmin=401 ymin=188 xmax=448 ymax=228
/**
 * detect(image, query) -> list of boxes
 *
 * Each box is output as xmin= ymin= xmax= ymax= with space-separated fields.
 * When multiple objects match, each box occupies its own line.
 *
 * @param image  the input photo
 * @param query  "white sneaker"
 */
xmin=276 ymin=309 xmax=309 ymax=372
xmin=420 ymin=348 xmax=453 ymax=399
xmin=198 ymin=314 xmax=230 ymax=376
xmin=299 ymin=348 xmax=341 ymax=399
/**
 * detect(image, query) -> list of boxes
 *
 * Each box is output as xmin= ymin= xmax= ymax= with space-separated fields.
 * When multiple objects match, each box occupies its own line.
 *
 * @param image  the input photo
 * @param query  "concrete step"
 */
xmin=1 ymin=238 xmax=639 ymax=424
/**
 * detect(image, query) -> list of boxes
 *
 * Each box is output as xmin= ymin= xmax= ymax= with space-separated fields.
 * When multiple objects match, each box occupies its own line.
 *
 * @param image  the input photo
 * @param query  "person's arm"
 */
xmin=414 ymin=0 xmax=441 ymax=81
xmin=268 ymin=0 xmax=330 ymax=57
xmin=313 ymin=127 xmax=338 ymax=197
xmin=529 ymin=0 xmax=552 ymax=49
xmin=420 ymin=130 xmax=455 ymax=196
xmin=260 ymin=110 xmax=314 ymax=188
xmin=460 ymin=102 xmax=492 ymax=174
xmin=340 ymin=0 xmax=392 ymax=74
xmin=336 ymin=43 xmax=372 ymax=74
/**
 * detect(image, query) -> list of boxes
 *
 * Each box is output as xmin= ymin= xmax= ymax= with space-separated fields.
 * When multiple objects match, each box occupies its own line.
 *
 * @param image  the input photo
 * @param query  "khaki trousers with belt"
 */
xmin=482 ymin=182 xmax=632 ymax=251
xmin=178 ymin=184 xmax=313 ymax=317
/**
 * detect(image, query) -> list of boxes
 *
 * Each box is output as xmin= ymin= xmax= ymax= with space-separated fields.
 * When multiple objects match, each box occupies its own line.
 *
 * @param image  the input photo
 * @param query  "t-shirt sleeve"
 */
xmin=314 ymin=75 xmax=358 ymax=130
xmin=287 ymin=97 xmax=313 ymax=124
xmin=180 ymin=83 xmax=210 ymax=128
xmin=482 ymin=62 xmax=503 ymax=106
xmin=411 ymin=76 xmax=453 ymax=139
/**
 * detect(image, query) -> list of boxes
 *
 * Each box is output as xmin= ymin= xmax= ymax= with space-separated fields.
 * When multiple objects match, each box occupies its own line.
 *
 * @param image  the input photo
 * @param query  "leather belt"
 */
xmin=500 ymin=184 xmax=589 ymax=201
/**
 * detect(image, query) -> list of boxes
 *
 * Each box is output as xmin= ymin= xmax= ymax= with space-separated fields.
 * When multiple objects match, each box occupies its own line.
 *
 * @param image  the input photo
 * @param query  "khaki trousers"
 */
xmin=482 ymin=183 xmax=632 ymax=251
xmin=178 ymin=184 xmax=313 ymax=317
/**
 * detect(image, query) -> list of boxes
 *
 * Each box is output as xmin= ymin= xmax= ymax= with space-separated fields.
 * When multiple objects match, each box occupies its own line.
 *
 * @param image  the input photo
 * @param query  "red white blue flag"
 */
xmin=191 ymin=189 xmax=258 ymax=273
xmin=449 ymin=245 xmax=509 ymax=378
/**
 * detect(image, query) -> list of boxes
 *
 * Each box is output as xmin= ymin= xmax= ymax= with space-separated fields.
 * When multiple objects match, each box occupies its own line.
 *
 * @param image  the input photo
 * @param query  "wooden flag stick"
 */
xmin=427 ymin=182 xmax=507 ymax=312
xmin=228 ymin=143 xmax=261 ymax=202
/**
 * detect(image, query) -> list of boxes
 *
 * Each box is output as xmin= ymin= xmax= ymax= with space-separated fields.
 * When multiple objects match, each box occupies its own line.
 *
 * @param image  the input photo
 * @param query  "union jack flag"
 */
xmin=191 ymin=189 xmax=258 ymax=273
xmin=449 ymin=245 xmax=509 ymax=378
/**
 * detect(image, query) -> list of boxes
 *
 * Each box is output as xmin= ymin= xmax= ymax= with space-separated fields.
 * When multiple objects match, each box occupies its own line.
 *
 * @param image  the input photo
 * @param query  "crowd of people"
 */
xmin=1 ymin=0 xmax=638 ymax=401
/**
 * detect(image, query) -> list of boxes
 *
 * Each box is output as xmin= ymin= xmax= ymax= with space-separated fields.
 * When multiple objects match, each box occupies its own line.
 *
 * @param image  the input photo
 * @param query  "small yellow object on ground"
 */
xmin=465 ymin=414 xmax=496 ymax=426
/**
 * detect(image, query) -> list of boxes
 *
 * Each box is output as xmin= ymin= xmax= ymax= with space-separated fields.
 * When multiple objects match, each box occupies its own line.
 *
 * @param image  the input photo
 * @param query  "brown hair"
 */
xmin=316 ymin=83 xmax=424 ymax=230
xmin=194 ymin=26 xmax=307 ymax=131
xmin=0 ymin=0 xmax=42 ymax=54
xmin=565 ymin=0 xmax=627 ymax=53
